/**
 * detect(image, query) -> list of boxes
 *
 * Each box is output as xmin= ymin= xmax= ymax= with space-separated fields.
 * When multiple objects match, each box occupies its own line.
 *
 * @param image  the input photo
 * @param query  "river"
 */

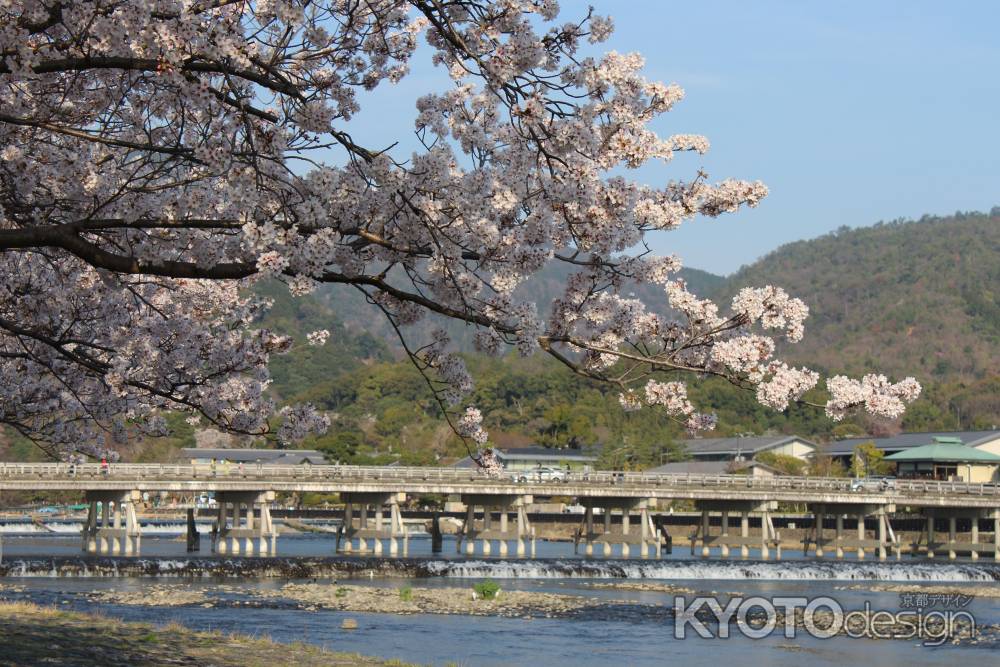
xmin=2 ymin=531 xmax=999 ymax=666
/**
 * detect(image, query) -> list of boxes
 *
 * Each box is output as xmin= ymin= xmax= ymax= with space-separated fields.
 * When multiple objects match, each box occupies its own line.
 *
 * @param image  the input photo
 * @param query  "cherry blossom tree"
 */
xmin=0 ymin=0 xmax=919 ymax=460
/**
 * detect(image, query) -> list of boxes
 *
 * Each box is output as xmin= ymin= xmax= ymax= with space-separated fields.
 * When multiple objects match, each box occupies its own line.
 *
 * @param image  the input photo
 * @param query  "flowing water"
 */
xmin=2 ymin=530 xmax=999 ymax=666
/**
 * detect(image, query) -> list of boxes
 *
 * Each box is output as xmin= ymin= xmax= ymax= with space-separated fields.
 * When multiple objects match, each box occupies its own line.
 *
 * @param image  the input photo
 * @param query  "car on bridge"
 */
xmin=850 ymin=476 xmax=896 ymax=492
xmin=513 ymin=466 xmax=568 ymax=483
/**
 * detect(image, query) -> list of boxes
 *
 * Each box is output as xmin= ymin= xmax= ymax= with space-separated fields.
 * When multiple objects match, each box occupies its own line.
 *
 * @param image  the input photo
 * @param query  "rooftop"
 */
xmin=680 ymin=435 xmax=815 ymax=456
xmin=646 ymin=459 xmax=782 ymax=475
xmin=885 ymin=438 xmax=1000 ymax=463
xmin=180 ymin=448 xmax=326 ymax=464
xmin=450 ymin=446 xmax=597 ymax=468
xmin=497 ymin=447 xmax=597 ymax=462
xmin=822 ymin=431 xmax=1000 ymax=455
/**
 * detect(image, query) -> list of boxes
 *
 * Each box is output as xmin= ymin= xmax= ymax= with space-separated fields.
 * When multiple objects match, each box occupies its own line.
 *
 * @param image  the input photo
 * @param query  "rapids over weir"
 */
xmin=2 ymin=556 xmax=999 ymax=582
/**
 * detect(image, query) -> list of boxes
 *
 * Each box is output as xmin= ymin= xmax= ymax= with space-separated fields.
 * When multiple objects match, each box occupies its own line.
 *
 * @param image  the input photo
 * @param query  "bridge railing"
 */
xmin=0 ymin=462 xmax=997 ymax=498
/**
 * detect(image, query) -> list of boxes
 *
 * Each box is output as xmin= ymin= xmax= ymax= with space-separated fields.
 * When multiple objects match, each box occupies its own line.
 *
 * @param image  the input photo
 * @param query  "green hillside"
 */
xmin=717 ymin=209 xmax=1000 ymax=381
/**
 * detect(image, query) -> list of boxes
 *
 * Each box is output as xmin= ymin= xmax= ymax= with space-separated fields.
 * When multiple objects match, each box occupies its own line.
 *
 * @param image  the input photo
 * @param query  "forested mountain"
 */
xmin=717 ymin=209 xmax=1000 ymax=382
xmin=252 ymin=208 xmax=1000 ymax=468
xmin=8 ymin=210 xmax=996 ymax=468
xmin=297 ymin=263 xmax=724 ymax=354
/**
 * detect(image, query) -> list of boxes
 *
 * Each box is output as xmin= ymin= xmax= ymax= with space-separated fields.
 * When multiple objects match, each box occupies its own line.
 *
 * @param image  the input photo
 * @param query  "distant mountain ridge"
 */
xmin=292 ymin=263 xmax=725 ymax=355
xmin=714 ymin=209 xmax=1000 ymax=381
xmin=263 ymin=208 xmax=1000 ymax=386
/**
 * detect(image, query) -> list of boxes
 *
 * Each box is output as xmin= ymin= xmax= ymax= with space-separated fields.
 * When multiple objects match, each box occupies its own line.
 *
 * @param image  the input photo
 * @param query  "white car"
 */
xmin=515 ymin=467 xmax=568 ymax=483
xmin=850 ymin=477 xmax=896 ymax=492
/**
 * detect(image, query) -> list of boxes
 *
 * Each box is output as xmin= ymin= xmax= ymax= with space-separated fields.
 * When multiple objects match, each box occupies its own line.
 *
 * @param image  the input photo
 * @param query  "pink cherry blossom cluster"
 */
xmin=476 ymin=447 xmax=505 ymax=478
xmin=0 ymin=1 xmax=921 ymax=455
xmin=825 ymin=375 xmax=923 ymax=421
xmin=457 ymin=407 xmax=488 ymax=445
xmin=307 ymin=330 xmax=330 ymax=347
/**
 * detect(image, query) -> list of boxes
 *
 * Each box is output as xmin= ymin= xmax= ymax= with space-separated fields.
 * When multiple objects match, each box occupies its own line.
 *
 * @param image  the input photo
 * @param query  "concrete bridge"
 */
xmin=1 ymin=462 xmax=998 ymax=561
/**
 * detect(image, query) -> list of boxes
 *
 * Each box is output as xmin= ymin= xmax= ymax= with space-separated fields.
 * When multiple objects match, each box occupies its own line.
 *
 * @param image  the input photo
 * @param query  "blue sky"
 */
xmin=342 ymin=1 xmax=1000 ymax=275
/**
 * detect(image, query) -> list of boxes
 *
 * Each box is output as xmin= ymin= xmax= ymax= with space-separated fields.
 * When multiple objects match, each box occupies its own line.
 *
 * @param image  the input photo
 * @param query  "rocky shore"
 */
xmin=79 ymin=581 xmax=652 ymax=619
xmin=0 ymin=600 xmax=410 ymax=666
xmin=835 ymin=582 xmax=1000 ymax=598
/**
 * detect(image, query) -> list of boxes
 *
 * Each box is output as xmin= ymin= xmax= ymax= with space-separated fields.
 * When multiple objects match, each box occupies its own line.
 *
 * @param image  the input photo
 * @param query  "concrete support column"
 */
xmin=499 ymin=509 xmax=509 ymax=556
xmin=230 ymin=504 xmax=241 ymax=555
xmin=760 ymin=512 xmax=770 ymax=561
xmin=389 ymin=501 xmax=400 ymax=557
xmin=856 ymin=514 xmax=865 ymax=560
xmin=718 ymin=511 xmax=729 ymax=558
xmin=584 ymin=506 xmax=594 ymax=556
xmin=465 ymin=505 xmax=476 ymax=556
xmin=878 ymin=512 xmax=887 ymax=561
xmin=516 ymin=505 xmax=526 ymax=557
xmin=701 ymin=511 xmax=710 ymax=558
xmin=358 ymin=505 xmax=369 ymax=553
xmin=815 ymin=512 xmax=824 ymax=558
xmin=216 ymin=502 xmax=228 ymax=554
xmin=651 ymin=510 xmax=662 ymax=558
xmin=835 ymin=515 xmax=845 ymax=559
xmin=342 ymin=503 xmax=353 ymax=553
xmin=948 ymin=516 xmax=957 ymax=560
xmin=258 ymin=504 xmax=270 ymax=555
xmin=244 ymin=505 xmax=255 ymax=555
xmin=994 ymin=513 xmax=999 ymax=561
xmin=640 ymin=506 xmax=650 ymax=558
xmin=482 ymin=508 xmax=492 ymax=556
xmin=620 ymin=508 xmax=631 ymax=558
xmin=123 ymin=500 xmax=137 ymax=555
xmin=926 ymin=516 xmax=935 ymax=558
xmin=83 ymin=502 xmax=97 ymax=553
xmin=374 ymin=506 xmax=384 ymax=556
xmin=99 ymin=502 xmax=109 ymax=553
xmin=971 ymin=519 xmax=979 ymax=560
xmin=602 ymin=509 xmax=612 ymax=557
xmin=740 ymin=512 xmax=749 ymax=559
xmin=111 ymin=502 xmax=122 ymax=554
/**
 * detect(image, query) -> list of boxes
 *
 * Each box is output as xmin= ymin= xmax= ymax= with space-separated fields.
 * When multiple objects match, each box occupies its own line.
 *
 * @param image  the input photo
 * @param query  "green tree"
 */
xmin=754 ymin=452 xmax=807 ymax=475
xmin=852 ymin=441 xmax=892 ymax=477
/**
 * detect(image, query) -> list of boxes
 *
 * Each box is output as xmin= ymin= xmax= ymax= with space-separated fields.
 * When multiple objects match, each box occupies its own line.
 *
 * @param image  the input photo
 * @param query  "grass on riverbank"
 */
xmin=0 ymin=601 xmax=414 ymax=667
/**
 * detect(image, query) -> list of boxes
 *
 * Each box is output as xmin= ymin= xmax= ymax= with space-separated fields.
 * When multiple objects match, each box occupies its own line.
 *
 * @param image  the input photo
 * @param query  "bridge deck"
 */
xmin=1 ymin=463 xmax=998 ymax=508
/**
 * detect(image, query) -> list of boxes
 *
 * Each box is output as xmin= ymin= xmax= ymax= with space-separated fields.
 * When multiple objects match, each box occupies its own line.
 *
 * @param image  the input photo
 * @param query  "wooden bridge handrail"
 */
xmin=0 ymin=461 xmax=998 ymax=501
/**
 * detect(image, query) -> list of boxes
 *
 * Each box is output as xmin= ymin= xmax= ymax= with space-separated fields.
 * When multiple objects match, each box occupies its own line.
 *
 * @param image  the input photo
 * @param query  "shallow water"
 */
xmin=3 ymin=576 xmax=998 ymax=666
xmin=2 ymin=532 xmax=1000 ymax=666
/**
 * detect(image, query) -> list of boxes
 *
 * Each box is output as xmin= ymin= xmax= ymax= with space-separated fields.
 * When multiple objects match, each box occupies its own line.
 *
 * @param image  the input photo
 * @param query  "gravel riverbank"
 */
xmin=77 ymin=581 xmax=651 ymax=619
xmin=0 ymin=601 xmax=411 ymax=667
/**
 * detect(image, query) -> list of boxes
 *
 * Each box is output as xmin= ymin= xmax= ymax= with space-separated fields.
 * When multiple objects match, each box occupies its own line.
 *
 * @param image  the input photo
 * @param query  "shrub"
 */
xmin=473 ymin=579 xmax=500 ymax=600
xmin=335 ymin=587 xmax=348 ymax=598
xmin=399 ymin=585 xmax=413 ymax=602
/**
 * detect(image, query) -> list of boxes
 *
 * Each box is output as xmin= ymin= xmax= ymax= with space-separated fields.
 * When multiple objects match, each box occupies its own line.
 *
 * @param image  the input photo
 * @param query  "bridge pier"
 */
xmin=337 ymin=492 xmax=408 ymax=556
xmin=186 ymin=508 xmax=200 ymax=552
xmin=212 ymin=491 xmax=277 ymax=556
xmin=917 ymin=508 xmax=998 ymax=560
xmin=576 ymin=498 xmax=659 ymax=558
xmin=693 ymin=501 xmax=778 ymax=559
xmin=457 ymin=495 xmax=532 ymax=557
xmin=82 ymin=490 xmax=142 ymax=555
xmin=807 ymin=503 xmax=897 ymax=560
